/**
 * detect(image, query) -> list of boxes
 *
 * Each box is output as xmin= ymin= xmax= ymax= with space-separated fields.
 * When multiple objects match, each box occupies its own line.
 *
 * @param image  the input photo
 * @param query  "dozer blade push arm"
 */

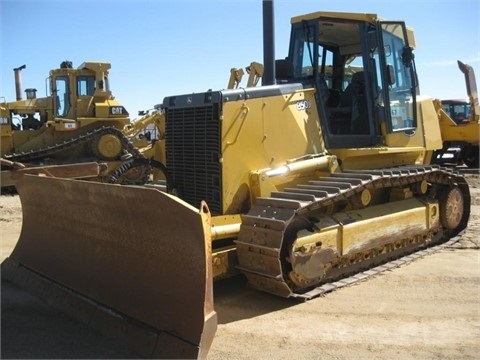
xmin=0 ymin=161 xmax=104 ymax=188
xmin=1 ymin=175 xmax=217 ymax=359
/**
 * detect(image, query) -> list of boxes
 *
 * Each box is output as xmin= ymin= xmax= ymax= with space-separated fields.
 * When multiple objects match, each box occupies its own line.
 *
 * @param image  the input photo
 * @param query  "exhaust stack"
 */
xmin=262 ymin=0 xmax=275 ymax=85
xmin=14 ymin=64 xmax=26 ymax=101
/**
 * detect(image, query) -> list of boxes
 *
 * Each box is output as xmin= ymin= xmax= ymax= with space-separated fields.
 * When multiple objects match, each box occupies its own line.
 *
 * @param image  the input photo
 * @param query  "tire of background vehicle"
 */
xmin=463 ymin=145 xmax=479 ymax=168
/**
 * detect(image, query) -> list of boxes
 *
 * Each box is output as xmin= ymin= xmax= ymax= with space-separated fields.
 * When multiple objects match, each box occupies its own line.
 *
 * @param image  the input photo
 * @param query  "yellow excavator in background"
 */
xmin=2 ymin=2 xmax=471 ymax=359
xmin=432 ymin=60 xmax=479 ymax=168
xmin=0 ymin=61 xmax=152 ymax=188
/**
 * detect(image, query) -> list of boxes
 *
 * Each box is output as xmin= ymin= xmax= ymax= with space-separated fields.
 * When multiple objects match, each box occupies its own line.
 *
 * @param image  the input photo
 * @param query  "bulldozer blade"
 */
xmin=1 ymin=174 xmax=217 ymax=359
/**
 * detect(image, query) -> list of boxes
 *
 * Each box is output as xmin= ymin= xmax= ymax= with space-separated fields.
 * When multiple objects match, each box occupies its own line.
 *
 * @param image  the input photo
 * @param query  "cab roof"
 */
xmin=291 ymin=11 xmax=379 ymax=24
xmin=290 ymin=11 xmax=416 ymax=49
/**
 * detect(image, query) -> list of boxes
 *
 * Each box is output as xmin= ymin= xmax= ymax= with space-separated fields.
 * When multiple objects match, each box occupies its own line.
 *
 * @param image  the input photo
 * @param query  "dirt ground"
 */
xmin=1 ymin=173 xmax=479 ymax=359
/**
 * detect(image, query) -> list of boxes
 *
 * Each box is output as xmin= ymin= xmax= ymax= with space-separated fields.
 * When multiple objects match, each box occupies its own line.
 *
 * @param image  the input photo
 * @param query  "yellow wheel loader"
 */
xmin=432 ymin=60 xmax=480 ymax=167
xmin=0 ymin=61 xmax=150 ymax=188
xmin=2 ymin=3 xmax=471 ymax=359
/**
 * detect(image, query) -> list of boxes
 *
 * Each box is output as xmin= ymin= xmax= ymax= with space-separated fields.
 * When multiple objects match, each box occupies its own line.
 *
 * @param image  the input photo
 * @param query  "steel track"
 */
xmin=4 ymin=126 xmax=141 ymax=163
xmin=3 ymin=126 xmax=150 ymax=184
xmin=236 ymin=165 xmax=471 ymax=299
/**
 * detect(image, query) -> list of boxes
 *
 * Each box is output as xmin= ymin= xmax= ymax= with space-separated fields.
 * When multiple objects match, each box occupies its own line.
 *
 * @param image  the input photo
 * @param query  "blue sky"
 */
xmin=1 ymin=0 xmax=479 ymax=119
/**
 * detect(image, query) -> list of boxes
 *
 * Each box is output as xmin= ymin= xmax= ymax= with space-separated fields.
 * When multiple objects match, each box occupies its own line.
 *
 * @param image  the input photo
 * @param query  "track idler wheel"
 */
xmin=91 ymin=134 xmax=123 ymax=160
xmin=439 ymin=186 xmax=464 ymax=230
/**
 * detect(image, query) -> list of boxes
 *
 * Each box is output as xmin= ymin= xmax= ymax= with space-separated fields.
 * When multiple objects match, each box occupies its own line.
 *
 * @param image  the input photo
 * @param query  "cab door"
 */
xmin=53 ymin=75 xmax=72 ymax=119
xmin=377 ymin=21 xmax=418 ymax=133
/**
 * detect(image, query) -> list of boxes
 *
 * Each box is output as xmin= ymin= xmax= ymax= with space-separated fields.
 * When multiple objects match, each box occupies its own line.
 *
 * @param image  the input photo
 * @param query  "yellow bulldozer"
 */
xmin=0 ymin=61 xmax=152 ymax=188
xmin=432 ymin=60 xmax=479 ymax=168
xmin=2 ymin=3 xmax=471 ymax=359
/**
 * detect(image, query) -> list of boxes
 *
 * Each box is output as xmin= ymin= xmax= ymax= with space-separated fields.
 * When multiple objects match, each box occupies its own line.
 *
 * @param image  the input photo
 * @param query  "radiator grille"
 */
xmin=165 ymin=103 xmax=222 ymax=214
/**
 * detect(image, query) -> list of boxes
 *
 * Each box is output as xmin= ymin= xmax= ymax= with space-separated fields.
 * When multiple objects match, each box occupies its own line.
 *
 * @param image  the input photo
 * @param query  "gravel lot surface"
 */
xmin=1 ymin=172 xmax=479 ymax=359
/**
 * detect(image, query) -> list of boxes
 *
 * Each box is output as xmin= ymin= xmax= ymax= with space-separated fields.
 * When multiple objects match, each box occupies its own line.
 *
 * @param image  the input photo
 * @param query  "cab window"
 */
xmin=55 ymin=76 xmax=70 ymax=117
xmin=77 ymin=76 xmax=95 ymax=96
xmin=381 ymin=22 xmax=416 ymax=131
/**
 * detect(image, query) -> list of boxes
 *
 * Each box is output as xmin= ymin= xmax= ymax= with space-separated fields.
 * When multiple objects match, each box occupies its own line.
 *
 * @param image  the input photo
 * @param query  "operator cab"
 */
xmin=441 ymin=99 xmax=471 ymax=124
xmin=50 ymin=61 xmax=113 ymax=119
xmin=278 ymin=12 xmax=418 ymax=148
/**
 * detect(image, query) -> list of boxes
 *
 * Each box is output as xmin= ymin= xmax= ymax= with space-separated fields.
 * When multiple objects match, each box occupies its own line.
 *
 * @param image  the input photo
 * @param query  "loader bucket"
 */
xmin=1 ymin=174 xmax=216 ymax=359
